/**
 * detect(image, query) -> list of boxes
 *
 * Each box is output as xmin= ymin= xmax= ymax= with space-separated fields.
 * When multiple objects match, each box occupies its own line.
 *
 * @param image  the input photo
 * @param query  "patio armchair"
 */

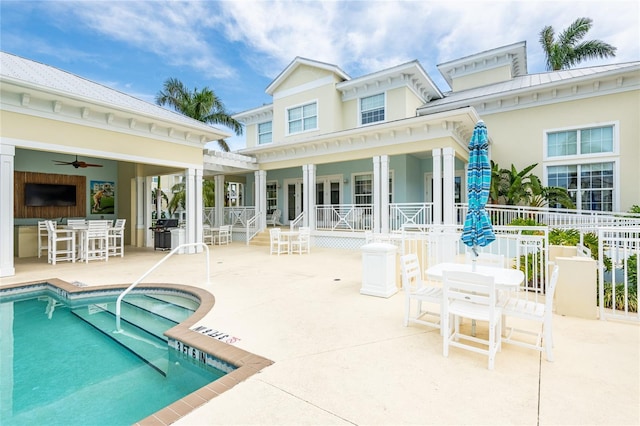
xmin=203 ymin=225 xmax=214 ymax=245
xmin=266 ymin=209 xmax=282 ymax=227
xmin=442 ymin=270 xmax=502 ymax=370
xmin=400 ymin=253 xmax=442 ymax=329
xmin=290 ymin=227 xmax=310 ymax=254
xmin=269 ymin=228 xmax=288 ymax=255
xmin=214 ymin=225 xmax=231 ymax=245
xmin=501 ymin=265 xmax=560 ymax=361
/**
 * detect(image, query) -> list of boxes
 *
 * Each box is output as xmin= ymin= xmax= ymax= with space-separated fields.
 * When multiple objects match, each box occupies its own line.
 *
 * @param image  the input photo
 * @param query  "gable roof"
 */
xmin=265 ymin=57 xmax=350 ymax=95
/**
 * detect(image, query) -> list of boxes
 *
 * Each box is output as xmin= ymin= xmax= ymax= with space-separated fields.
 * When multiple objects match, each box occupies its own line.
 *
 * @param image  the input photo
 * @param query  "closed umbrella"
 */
xmin=461 ymin=120 xmax=495 ymax=268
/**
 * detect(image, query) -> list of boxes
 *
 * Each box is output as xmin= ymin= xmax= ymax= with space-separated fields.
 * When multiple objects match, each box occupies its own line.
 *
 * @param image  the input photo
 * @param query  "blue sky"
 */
xmin=1 ymin=0 xmax=638 ymax=150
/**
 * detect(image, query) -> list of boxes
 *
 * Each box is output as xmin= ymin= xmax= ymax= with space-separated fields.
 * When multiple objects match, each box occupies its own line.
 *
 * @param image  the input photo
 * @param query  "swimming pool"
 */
xmin=0 ymin=284 xmax=232 ymax=425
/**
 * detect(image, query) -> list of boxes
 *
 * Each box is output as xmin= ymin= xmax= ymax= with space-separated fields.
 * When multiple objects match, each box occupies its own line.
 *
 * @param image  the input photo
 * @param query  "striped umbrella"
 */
xmin=461 ymin=120 xmax=495 ymax=257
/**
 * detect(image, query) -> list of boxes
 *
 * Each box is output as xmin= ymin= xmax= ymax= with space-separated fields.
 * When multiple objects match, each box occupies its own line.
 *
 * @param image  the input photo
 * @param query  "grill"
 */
xmin=150 ymin=219 xmax=179 ymax=251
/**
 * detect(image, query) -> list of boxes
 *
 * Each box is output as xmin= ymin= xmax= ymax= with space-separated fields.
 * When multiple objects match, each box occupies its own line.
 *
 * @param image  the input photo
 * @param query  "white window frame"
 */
xmin=286 ymin=100 xmax=318 ymax=135
xmin=258 ymin=121 xmax=273 ymax=145
xmin=351 ymin=171 xmax=394 ymax=204
xmin=266 ymin=181 xmax=278 ymax=214
xmin=359 ymin=92 xmax=386 ymax=126
xmin=543 ymin=122 xmax=620 ymax=211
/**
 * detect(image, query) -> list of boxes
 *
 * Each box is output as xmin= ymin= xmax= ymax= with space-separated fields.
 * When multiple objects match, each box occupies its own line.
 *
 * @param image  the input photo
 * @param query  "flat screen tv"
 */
xmin=25 ymin=183 xmax=77 ymax=207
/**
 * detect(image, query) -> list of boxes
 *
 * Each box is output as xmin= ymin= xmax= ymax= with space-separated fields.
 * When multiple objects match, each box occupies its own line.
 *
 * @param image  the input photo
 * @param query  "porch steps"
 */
xmin=249 ymin=227 xmax=284 ymax=247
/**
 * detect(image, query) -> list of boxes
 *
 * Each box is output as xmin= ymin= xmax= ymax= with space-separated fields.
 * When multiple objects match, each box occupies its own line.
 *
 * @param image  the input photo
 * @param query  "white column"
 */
xmin=432 ymin=148 xmax=442 ymax=224
xmin=442 ymin=147 xmax=455 ymax=225
xmin=134 ymin=176 xmax=145 ymax=247
xmin=214 ymin=175 xmax=225 ymax=227
xmin=0 ymin=143 xmax=15 ymax=277
xmin=380 ymin=155 xmax=390 ymax=233
xmin=194 ymin=168 xmax=204 ymax=253
xmin=145 ymin=176 xmax=155 ymax=247
xmin=305 ymin=164 xmax=316 ymax=228
xmin=255 ymin=170 xmax=266 ymax=228
xmin=373 ymin=156 xmax=381 ymax=233
xmin=184 ymin=168 xmax=198 ymax=254
xmin=302 ymin=164 xmax=309 ymax=228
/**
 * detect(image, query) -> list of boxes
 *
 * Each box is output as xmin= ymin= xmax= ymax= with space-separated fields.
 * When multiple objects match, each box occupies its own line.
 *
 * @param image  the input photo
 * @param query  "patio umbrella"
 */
xmin=461 ymin=120 xmax=495 ymax=267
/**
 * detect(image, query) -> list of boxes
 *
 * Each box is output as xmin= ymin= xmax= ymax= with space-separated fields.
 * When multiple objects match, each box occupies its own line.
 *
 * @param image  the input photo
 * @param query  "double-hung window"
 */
xmin=266 ymin=182 xmax=277 ymax=214
xmin=360 ymin=93 xmax=385 ymax=125
xmin=545 ymin=125 xmax=616 ymax=211
xmin=353 ymin=172 xmax=394 ymax=204
xmin=287 ymin=102 xmax=317 ymax=134
xmin=258 ymin=121 xmax=272 ymax=144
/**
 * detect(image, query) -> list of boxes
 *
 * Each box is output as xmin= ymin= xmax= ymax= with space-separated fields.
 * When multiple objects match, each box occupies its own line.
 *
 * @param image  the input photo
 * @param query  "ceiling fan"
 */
xmin=53 ymin=155 xmax=103 ymax=169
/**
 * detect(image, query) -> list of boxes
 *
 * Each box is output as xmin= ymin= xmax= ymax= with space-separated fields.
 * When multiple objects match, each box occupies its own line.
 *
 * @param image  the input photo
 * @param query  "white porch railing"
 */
xmin=598 ymin=227 xmax=640 ymax=322
xmin=315 ymin=204 xmax=373 ymax=231
xmin=245 ymin=212 xmax=262 ymax=245
xmin=400 ymin=224 xmax=550 ymax=303
xmin=389 ymin=203 xmax=433 ymax=231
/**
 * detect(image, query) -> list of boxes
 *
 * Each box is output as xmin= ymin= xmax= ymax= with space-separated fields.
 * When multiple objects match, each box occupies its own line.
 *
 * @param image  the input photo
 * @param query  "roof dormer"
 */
xmin=437 ymin=41 xmax=527 ymax=92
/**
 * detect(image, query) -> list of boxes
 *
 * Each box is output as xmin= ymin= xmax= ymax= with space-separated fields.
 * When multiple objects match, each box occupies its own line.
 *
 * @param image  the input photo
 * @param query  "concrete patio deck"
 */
xmin=2 ymin=243 xmax=638 ymax=425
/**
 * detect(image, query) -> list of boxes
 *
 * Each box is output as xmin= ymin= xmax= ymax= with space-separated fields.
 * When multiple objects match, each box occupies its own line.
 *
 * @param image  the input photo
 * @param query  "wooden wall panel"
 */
xmin=14 ymin=171 xmax=86 ymax=219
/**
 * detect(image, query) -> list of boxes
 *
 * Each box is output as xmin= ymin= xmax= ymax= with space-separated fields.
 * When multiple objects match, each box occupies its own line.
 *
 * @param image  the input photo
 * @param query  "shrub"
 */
xmin=601 ymin=283 xmax=638 ymax=313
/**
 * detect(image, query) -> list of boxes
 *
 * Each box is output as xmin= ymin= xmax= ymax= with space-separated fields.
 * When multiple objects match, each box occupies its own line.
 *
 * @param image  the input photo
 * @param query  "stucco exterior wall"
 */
xmin=452 ymin=64 xmax=512 ymax=91
xmin=484 ymin=90 xmax=640 ymax=211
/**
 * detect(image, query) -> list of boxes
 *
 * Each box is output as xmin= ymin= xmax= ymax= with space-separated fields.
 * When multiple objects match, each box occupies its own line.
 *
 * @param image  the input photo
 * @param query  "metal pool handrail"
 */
xmin=115 ymin=242 xmax=210 ymax=333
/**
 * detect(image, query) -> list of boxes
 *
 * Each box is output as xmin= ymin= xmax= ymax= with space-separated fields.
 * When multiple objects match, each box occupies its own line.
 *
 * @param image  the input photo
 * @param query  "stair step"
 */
xmin=72 ymin=306 xmax=169 ymax=375
xmin=122 ymin=295 xmax=195 ymax=324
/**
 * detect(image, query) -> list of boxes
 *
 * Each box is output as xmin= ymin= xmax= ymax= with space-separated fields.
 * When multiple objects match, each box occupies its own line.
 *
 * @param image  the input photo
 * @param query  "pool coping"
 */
xmin=0 ymin=278 xmax=274 ymax=426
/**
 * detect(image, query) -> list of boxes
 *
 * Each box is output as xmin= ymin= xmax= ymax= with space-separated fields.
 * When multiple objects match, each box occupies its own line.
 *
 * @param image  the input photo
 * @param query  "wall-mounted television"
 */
xmin=25 ymin=183 xmax=77 ymax=207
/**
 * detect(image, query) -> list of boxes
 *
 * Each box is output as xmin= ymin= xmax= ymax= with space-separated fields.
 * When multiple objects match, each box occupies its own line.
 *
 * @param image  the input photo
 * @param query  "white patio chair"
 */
xmin=400 ymin=253 xmax=442 ymax=329
xmin=108 ymin=219 xmax=126 ymax=257
xmin=442 ymin=270 xmax=502 ymax=370
xmin=203 ymin=225 xmax=214 ymax=245
xmin=467 ymin=252 xmax=506 ymax=269
xmin=269 ymin=228 xmax=288 ymax=255
xmin=46 ymin=220 xmax=75 ymax=265
xmin=502 ymin=265 xmax=560 ymax=361
xmin=38 ymin=220 xmax=52 ymax=258
xmin=290 ymin=227 xmax=310 ymax=254
xmin=83 ymin=220 xmax=110 ymax=262
xmin=214 ymin=225 xmax=231 ymax=245
xmin=266 ymin=209 xmax=282 ymax=227
xmin=67 ymin=219 xmax=87 ymax=228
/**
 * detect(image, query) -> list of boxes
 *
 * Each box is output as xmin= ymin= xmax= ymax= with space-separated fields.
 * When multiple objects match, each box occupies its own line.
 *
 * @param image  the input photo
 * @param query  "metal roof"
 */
xmin=0 ymin=51 xmax=229 ymax=137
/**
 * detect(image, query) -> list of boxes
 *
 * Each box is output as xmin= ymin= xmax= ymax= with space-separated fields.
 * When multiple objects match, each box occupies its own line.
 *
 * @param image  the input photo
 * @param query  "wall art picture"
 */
xmin=90 ymin=180 xmax=115 ymax=214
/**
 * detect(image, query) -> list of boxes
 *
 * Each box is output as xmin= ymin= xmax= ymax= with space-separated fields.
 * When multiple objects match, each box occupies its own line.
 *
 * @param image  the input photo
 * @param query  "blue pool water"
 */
xmin=0 ymin=294 xmax=226 ymax=425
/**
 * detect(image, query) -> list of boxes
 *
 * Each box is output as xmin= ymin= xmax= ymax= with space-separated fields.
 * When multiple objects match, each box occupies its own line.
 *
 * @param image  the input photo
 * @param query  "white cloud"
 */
xmin=46 ymin=1 xmax=236 ymax=80
xmin=219 ymin=0 xmax=639 ymax=82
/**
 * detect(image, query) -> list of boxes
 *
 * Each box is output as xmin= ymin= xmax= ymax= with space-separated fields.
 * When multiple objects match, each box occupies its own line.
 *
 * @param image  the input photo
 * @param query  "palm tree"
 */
xmin=155 ymin=77 xmax=243 ymax=151
xmin=167 ymin=179 xmax=215 ymax=215
xmin=155 ymin=78 xmax=242 ymax=219
xmin=539 ymin=17 xmax=617 ymax=71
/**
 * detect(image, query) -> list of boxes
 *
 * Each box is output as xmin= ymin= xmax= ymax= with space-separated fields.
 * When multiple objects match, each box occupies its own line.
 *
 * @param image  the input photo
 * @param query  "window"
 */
xmin=547 ymin=126 xmax=613 ymax=157
xmin=353 ymin=173 xmax=393 ymax=204
xmin=258 ymin=121 xmax=272 ymax=144
xmin=287 ymin=102 xmax=317 ymax=134
xmin=354 ymin=174 xmax=372 ymax=205
xmin=360 ymin=93 xmax=385 ymax=125
xmin=545 ymin=125 xmax=616 ymax=211
xmin=548 ymin=163 xmax=614 ymax=211
xmin=266 ymin=182 xmax=277 ymax=214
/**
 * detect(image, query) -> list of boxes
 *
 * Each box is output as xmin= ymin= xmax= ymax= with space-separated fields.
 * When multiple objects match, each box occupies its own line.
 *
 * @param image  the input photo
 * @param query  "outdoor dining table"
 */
xmin=425 ymin=262 xmax=524 ymax=291
xmin=426 ymin=262 xmax=525 ymax=336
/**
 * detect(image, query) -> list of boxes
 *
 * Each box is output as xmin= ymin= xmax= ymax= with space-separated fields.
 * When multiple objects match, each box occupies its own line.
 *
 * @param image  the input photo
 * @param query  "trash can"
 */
xmin=360 ymin=242 xmax=398 ymax=298
xmin=170 ymin=228 xmax=186 ymax=254
xmin=555 ymin=256 xmax=597 ymax=319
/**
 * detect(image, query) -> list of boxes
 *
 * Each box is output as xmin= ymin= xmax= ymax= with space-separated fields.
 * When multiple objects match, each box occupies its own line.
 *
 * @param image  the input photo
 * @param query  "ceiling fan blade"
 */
xmin=53 ymin=160 xmax=74 ymax=165
xmin=76 ymin=162 xmax=103 ymax=168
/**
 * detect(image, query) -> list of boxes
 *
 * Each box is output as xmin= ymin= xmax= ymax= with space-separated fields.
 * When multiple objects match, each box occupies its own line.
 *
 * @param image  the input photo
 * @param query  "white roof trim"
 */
xmin=265 ymin=57 xmax=350 ymax=95
xmin=437 ymin=41 xmax=527 ymax=87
